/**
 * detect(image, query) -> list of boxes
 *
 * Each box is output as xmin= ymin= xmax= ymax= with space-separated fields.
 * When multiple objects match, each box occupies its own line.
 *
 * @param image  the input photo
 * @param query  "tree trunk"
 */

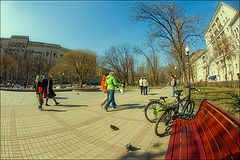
xmin=78 ymin=75 xmax=83 ymax=88
xmin=223 ymin=59 xmax=228 ymax=81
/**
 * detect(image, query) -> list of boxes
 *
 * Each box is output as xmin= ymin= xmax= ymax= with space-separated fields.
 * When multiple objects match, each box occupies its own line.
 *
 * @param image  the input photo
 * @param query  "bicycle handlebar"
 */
xmin=185 ymin=85 xmax=202 ymax=93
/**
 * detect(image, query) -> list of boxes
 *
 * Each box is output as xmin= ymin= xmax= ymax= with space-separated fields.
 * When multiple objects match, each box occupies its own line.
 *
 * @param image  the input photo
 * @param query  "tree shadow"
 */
xmin=109 ymin=104 xmax=145 ymax=112
xmin=57 ymin=104 xmax=88 ymax=108
xmin=119 ymin=150 xmax=166 ymax=160
xmin=55 ymin=97 xmax=68 ymax=99
xmin=43 ymin=109 xmax=67 ymax=112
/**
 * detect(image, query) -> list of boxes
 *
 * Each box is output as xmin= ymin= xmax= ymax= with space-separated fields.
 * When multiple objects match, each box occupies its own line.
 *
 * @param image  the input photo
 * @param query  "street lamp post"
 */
xmin=62 ymin=73 xmax=64 ymax=86
xmin=185 ymin=47 xmax=190 ymax=85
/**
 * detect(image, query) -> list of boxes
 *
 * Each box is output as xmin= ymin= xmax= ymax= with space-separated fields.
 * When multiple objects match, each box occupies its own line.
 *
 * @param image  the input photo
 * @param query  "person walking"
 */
xmin=35 ymin=75 xmax=44 ymax=110
xmin=139 ymin=77 xmax=143 ymax=95
xmin=100 ymin=73 xmax=109 ymax=107
xmin=142 ymin=77 xmax=149 ymax=95
xmin=42 ymin=75 xmax=48 ymax=98
xmin=45 ymin=74 xmax=60 ymax=106
xmin=104 ymin=72 xmax=121 ymax=112
xmin=171 ymin=75 xmax=177 ymax=97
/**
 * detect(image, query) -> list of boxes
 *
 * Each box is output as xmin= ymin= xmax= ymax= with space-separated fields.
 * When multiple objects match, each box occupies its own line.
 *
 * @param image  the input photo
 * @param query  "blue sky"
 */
xmin=1 ymin=0 xmax=239 ymax=65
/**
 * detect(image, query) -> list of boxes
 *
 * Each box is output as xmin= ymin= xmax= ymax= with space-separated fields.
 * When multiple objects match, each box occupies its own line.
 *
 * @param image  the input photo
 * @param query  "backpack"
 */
xmin=100 ymin=76 xmax=107 ymax=92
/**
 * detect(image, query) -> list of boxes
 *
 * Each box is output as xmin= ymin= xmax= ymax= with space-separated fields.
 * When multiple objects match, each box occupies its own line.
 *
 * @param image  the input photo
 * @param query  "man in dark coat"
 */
xmin=45 ymin=74 xmax=60 ymax=106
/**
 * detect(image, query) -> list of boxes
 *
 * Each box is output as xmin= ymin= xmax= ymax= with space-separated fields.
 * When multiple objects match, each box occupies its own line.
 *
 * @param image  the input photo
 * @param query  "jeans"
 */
xmin=143 ymin=87 xmax=147 ymax=95
xmin=172 ymin=86 xmax=175 ymax=96
xmin=104 ymin=89 xmax=116 ymax=109
xmin=140 ymin=86 xmax=143 ymax=95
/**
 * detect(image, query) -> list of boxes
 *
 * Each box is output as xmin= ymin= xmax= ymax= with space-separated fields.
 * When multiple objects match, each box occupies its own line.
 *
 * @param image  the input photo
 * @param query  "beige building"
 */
xmin=203 ymin=2 xmax=239 ymax=81
xmin=190 ymin=50 xmax=208 ymax=82
xmin=0 ymin=35 xmax=68 ymax=63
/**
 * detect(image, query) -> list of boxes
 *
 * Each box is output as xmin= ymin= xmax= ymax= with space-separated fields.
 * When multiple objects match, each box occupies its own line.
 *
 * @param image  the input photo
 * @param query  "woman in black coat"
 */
xmin=45 ymin=74 xmax=59 ymax=106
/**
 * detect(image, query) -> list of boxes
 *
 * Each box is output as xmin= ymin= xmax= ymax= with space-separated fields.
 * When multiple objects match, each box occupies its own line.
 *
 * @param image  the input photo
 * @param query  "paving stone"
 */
xmin=0 ymin=87 xmax=174 ymax=159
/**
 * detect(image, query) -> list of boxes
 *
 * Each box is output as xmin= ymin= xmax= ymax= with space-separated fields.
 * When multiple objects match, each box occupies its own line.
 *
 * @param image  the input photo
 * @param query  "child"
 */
xmin=38 ymin=86 xmax=44 ymax=110
xmin=35 ymin=75 xmax=44 ymax=110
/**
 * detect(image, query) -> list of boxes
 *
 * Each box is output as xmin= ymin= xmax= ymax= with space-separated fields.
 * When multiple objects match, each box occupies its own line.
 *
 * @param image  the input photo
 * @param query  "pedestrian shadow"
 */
xmin=55 ymin=97 xmax=68 ymax=99
xmin=43 ymin=109 xmax=67 ymax=112
xmin=109 ymin=104 xmax=145 ymax=112
xmin=57 ymin=104 xmax=88 ymax=108
xmin=147 ymin=93 xmax=159 ymax=95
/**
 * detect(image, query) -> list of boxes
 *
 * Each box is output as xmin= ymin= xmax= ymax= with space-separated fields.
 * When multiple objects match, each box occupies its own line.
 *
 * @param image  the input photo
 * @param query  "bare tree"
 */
xmin=131 ymin=1 xmax=203 ymax=84
xmin=51 ymin=50 xmax=97 ymax=87
xmin=0 ymin=53 xmax=18 ymax=81
xmin=104 ymin=44 xmax=135 ymax=85
xmin=212 ymin=35 xmax=236 ymax=81
xmin=134 ymin=43 xmax=160 ymax=85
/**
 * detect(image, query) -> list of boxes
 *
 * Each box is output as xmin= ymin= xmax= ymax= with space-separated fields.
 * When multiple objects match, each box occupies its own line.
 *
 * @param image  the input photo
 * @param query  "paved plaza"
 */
xmin=1 ymin=87 xmax=173 ymax=159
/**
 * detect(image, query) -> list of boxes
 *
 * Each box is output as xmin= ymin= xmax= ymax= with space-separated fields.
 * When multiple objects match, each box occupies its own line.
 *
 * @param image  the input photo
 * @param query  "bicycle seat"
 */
xmin=175 ymin=90 xmax=183 ymax=95
xmin=160 ymin=96 xmax=168 ymax=100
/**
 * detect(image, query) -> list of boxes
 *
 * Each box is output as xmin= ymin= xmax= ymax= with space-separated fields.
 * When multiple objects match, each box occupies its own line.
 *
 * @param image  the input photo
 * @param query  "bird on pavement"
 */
xmin=110 ymin=124 xmax=119 ymax=131
xmin=125 ymin=143 xmax=141 ymax=152
xmin=125 ymin=143 xmax=132 ymax=152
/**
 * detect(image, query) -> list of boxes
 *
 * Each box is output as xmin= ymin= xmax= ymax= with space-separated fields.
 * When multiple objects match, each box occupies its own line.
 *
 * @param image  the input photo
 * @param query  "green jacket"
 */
xmin=105 ymin=75 xmax=121 ymax=90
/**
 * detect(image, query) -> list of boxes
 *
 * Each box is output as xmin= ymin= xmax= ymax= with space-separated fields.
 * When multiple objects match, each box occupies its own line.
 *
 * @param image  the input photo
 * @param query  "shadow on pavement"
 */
xmin=43 ymin=109 xmax=67 ymax=112
xmin=147 ymin=93 xmax=159 ymax=95
xmin=119 ymin=150 xmax=166 ymax=160
xmin=55 ymin=97 xmax=68 ymax=99
xmin=109 ymin=104 xmax=145 ymax=112
xmin=57 ymin=104 xmax=88 ymax=108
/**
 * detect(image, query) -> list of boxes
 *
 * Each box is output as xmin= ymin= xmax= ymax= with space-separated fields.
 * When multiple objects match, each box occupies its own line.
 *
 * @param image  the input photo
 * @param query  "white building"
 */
xmin=203 ymin=2 xmax=239 ymax=81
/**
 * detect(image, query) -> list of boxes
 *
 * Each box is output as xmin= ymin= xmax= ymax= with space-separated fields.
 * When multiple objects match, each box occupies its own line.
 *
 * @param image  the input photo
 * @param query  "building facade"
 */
xmin=0 ymin=35 xmax=68 ymax=63
xmin=203 ymin=2 xmax=239 ymax=81
xmin=190 ymin=50 xmax=208 ymax=83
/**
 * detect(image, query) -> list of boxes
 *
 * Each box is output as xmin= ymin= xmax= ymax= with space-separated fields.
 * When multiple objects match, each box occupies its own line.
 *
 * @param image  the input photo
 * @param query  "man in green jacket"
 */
xmin=104 ymin=72 xmax=121 ymax=112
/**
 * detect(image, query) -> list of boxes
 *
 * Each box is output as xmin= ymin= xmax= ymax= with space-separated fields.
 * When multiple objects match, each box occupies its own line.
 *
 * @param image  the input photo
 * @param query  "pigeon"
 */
xmin=125 ymin=143 xmax=141 ymax=152
xmin=77 ymin=92 xmax=79 ymax=95
xmin=125 ymin=143 xmax=132 ymax=152
xmin=110 ymin=124 xmax=119 ymax=131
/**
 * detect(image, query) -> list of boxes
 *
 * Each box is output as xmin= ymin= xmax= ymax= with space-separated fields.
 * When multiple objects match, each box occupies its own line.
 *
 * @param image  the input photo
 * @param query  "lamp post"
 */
xmin=62 ymin=73 xmax=64 ymax=86
xmin=185 ymin=46 xmax=190 ymax=85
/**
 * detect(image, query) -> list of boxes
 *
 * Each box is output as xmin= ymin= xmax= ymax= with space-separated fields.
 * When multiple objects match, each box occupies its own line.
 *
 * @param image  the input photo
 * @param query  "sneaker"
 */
xmin=55 ymin=102 xmax=60 ymax=105
xmin=105 ymin=108 xmax=109 ymax=112
xmin=113 ymin=106 xmax=116 ymax=109
xmin=46 ymin=104 xmax=50 ymax=106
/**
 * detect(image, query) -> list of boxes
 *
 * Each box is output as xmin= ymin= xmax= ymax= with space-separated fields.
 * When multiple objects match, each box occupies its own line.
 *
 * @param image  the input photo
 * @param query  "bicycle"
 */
xmin=144 ymin=85 xmax=196 ymax=123
xmin=154 ymin=85 xmax=201 ymax=137
xmin=144 ymin=97 xmax=176 ymax=123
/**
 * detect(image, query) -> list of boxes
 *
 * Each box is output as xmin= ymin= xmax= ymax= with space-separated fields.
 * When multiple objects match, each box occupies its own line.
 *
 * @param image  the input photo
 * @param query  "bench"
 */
xmin=165 ymin=99 xmax=240 ymax=159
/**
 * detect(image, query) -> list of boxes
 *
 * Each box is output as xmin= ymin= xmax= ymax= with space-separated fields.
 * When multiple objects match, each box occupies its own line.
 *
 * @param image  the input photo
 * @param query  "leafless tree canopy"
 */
xmin=0 ymin=54 xmax=18 ymax=81
xmin=213 ymin=35 xmax=236 ymax=81
xmin=131 ymin=1 xmax=203 ymax=84
xmin=51 ymin=50 xmax=97 ymax=87
xmin=103 ymin=44 xmax=135 ymax=85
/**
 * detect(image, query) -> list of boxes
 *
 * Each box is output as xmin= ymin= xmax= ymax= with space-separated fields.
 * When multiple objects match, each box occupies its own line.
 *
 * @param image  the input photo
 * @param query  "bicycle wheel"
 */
xmin=144 ymin=101 xmax=163 ymax=123
xmin=185 ymin=100 xmax=195 ymax=114
xmin=155 ymin=110 xmax=174 ymax=137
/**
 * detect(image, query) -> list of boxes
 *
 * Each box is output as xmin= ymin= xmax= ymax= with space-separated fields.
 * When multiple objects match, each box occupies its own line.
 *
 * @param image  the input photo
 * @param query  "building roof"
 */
xmin=11 ymin=35 xmax=29 ymax=40
xmin=204 ymin=1 xmax=237 ymax=35
xmin=190 ymin=49 xmax=208 ymax=62
xmin=29 ymin=41 xmax=61 ymax=48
